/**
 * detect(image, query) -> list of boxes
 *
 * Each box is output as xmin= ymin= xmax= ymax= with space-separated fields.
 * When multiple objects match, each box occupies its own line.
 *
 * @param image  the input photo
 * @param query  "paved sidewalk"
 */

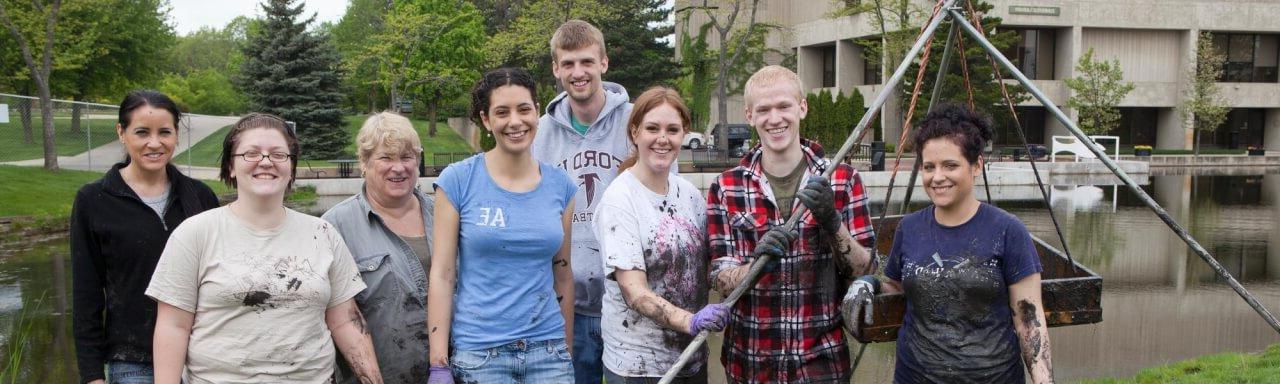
xmin=2 ymin=114 xmax=238 ymax=173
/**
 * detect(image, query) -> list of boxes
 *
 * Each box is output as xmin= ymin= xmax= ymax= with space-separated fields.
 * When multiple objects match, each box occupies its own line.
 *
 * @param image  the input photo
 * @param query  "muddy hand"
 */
xmin=798 ymin=176 xmax=841 ymax=234
xmin=689 ymin=303 xmax=729 ymax=334
xmin=428 ymin=365 xmax=453 ymax=384
xmin=841 ymin=275 xmax=880 ymax=334
xmin=753 ymin=228 xmax=798 ymax=272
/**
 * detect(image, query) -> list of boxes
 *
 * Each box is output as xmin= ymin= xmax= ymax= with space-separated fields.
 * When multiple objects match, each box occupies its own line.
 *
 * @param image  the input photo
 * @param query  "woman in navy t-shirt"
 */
xmin=426 ymin=68 xmax=577 ymax=384
xmin=851 ymin=104 xmax=1055 ymax=383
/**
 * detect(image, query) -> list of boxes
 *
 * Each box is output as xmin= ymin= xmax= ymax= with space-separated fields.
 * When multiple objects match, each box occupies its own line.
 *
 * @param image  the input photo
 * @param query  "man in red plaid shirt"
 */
xmin=707 ymin=65 xmax=876 ymax=383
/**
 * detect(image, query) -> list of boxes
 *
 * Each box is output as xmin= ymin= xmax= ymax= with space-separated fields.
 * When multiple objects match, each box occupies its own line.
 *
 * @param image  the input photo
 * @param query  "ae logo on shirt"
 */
xmin=475 ymin=207 xmax=507 ymax=228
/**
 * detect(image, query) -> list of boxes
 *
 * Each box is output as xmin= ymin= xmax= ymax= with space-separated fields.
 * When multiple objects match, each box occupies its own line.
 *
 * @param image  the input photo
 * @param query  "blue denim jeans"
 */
xmin=450 ymin=338 xmax=572 ymax=383
xmin=573 ymin=313 xmax=604 ymax=384
xmin=106 ymin=361 xmax=154 ymax=384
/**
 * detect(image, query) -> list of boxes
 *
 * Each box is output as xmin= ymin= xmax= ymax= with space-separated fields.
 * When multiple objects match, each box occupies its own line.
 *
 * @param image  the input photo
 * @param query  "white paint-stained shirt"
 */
xmin=595 ymin=170 xmax=709 ymax=378
xmin=146 ymin=206 xmax=366 ymax=383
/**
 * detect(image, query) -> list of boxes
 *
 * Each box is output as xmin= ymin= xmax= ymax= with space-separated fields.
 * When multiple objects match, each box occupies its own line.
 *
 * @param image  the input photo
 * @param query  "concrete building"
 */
xmin=675 ymin=0 xmax=1280 ymax=151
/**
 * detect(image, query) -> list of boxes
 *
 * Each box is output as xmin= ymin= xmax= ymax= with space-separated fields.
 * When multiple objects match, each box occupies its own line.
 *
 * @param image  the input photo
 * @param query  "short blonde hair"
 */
xmin=743 ymin=65 xmax=805 ymax=107
xmin=550 ymin=19 xmax=606 ymax=61
xmin=356 ymin=112 xmax=421 ymax=165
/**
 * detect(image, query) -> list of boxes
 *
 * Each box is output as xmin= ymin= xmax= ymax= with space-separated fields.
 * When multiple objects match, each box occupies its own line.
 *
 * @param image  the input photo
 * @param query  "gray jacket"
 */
xmin=321 ymin=186 xmax=435 ymax=383
xmin=533 ymin=82 xmax=634 ymax=317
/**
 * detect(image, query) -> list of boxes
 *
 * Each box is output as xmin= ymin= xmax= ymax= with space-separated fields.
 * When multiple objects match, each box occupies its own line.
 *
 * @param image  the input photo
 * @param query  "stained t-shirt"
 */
xmin=145 ymin=206 xmax=366 ymax=384
xmin=433 ymin=154 xmax=577 ymax=350
xmin=884 ymin=203 xmax=1042 ymax=384
xmin=594 ymin=171 xmax=709 ymax=378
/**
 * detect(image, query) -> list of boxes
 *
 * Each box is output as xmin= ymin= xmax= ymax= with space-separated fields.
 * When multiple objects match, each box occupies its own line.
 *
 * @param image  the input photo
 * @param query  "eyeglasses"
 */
xmin=233 ymin=151 xmax=293 ymax=163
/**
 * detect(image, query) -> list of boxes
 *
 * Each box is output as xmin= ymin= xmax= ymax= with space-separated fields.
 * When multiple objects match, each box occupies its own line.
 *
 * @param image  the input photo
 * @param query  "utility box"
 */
xmin=0 ymin=104 xmax=8 ymax=123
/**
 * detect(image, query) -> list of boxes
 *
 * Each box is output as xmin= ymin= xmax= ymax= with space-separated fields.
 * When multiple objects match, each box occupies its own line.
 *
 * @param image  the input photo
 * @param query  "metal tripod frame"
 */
xmin=660 ymin=1 xmax=1279 ymax=382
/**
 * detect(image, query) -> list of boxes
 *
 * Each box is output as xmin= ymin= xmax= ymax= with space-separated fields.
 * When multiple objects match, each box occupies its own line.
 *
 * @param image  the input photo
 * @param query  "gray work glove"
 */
xmin=841 ymin=275 xmax=880 ymax=335
xmin=753 ymin=228 xmax=797 ymax=273
xmin=797 ymin=175 xmax=842 ymax=234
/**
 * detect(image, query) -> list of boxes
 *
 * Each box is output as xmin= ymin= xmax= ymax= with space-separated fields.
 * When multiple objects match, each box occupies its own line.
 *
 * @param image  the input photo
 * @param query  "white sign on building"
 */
xmin=0 ymin=104 xmax=8 ymax=123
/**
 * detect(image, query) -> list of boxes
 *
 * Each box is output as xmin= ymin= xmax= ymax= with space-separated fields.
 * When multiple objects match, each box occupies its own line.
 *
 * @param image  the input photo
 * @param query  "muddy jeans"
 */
xmin=450 ymin=338 xmax=573 ymax=383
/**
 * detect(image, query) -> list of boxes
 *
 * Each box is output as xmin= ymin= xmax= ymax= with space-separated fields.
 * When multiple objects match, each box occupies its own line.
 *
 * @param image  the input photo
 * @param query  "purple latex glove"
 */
xmin=689 ymin=303 xmax=729 ymax=335
xmin=428 ymin=365 xmax=453 ymax=384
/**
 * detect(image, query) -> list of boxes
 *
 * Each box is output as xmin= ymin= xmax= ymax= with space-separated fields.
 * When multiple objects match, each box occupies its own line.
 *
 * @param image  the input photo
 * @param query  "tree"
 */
xmin=159 ymin=69 xmax=247 ymax=115
xmin=1065 ymin=48 xmax=1134 ymax=135
xmin=60 ymin=0 xmax=173 ymax=133
xmin=697 ymin=0 xmax=763 ymax=155
xmin=598 ymin=0 xmax=676 ymax=95
xmin=0 ymin=0 xmax=68 ymax=170
xmin=675 ymin=19 xmax=715 ymax=133
xmin=160 ymin=19 xmax=252 ymax=115
xmin=332 ymin=0 xmax=391 ymax=113
xmin=675 ymin=3 xmax=784 ymax=136
xmin=1182 ymin=32 xmax=1229 ymax=158
xmin=238 ymin=0 xmax=348 ymax=159
xmin=365 ymin=0 xmax=487 ymax=137
xmin=833 ymin=0 xmax=1028 ymax=144
xmin=804 ymin=89 xmax=866 ymax=152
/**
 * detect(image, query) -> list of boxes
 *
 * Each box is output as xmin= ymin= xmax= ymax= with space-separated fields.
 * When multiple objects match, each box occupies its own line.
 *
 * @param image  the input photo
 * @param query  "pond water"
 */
xmin=1 ymin=168 xmax=1277 ymax=382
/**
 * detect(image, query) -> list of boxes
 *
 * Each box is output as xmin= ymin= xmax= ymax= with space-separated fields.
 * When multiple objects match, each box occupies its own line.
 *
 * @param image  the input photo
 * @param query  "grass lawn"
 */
xmin=181 ymin=124 xmax=233 ymax=168
xmin=0 ymin=116 xmax=120 ymax=162
xmin=0 ymin=165 xmax=104 ymax=218
xmin=0 ymin=165 xmax=312 ymax=222
xmin=1080 ymin=343 xmax=1280 ymax=383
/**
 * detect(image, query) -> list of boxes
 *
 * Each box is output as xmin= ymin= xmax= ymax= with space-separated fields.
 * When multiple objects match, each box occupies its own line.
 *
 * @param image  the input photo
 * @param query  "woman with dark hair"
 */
xmin=846 ymin=104 xmax=1054 ymax=383
xmin=427 ymin=68 xmax=576 ymax=384
xmin=147 ymin=113 xmax=382 ymax=384
xmin=593 ymin=86 xmax=726 ymax=383
xmin=71 ymin=90 xmax=219 ymax=384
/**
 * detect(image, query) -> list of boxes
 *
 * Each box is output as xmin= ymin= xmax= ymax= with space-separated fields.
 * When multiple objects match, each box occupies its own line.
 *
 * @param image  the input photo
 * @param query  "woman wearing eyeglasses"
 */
xmin=147 ymin=113 xmax=383 ymax=384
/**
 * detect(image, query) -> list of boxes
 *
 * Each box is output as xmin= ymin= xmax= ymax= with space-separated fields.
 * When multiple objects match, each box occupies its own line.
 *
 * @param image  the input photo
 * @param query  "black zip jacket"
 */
xmin=70 ymin=163 xmax=219 ymax=383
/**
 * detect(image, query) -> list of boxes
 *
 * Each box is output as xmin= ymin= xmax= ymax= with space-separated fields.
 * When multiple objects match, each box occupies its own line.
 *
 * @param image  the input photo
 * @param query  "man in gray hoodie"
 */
xmin=532 ymin=19 xmax=634 ymax=384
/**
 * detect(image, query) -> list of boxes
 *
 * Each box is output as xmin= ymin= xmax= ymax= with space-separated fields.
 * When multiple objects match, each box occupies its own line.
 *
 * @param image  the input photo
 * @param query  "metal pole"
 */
xmin=86 ymin=103 xmax=92 ymax=172
xmin=658 ymin=1 xmax=960 ymax=382
xmin=948 ymin=9 xmax=1280 ymax=335
xmin=901 ymin=21 xmax=959 ymax=214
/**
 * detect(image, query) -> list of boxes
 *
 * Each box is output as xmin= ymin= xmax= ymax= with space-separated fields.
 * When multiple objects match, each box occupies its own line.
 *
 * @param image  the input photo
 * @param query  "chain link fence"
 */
xmin=1 ymin=93 xmax=233 ymax=176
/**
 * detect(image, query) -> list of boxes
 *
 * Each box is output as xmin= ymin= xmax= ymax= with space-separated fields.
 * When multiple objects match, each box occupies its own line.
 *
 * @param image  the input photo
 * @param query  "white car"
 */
xmin=682 ymin=132 xmax=707 ymax=149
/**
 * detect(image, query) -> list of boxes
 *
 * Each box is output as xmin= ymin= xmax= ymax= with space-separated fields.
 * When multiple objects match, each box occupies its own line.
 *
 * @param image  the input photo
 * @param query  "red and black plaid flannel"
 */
xmin=706 ymin=139 xmax=875 ymax=383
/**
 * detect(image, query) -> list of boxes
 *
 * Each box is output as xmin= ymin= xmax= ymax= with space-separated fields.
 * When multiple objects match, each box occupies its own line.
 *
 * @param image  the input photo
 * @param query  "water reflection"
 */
xmin=1 ymin=170 xmax=1278 ymax=381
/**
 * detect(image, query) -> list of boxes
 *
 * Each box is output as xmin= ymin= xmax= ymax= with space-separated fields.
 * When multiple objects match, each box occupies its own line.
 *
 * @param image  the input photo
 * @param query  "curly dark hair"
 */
xmin=470 ymin=68 xmax=538 ymax=126
xmin=912 ymin=103 xmax=994 ymax=164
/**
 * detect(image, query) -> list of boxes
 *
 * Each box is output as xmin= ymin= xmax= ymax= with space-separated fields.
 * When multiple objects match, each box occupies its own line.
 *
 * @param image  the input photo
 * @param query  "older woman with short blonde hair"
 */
xmin=323 ymin=112 xmax=436 ymax=383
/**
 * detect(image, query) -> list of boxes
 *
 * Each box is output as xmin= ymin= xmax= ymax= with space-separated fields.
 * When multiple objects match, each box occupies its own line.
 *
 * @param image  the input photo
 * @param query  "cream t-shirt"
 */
xmin=146 ymin=206 xmax=366 ymax=383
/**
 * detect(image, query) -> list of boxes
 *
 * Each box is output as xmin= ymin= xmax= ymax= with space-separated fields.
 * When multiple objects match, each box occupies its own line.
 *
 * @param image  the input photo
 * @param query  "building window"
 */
xmin=1002 ymin=28 xmax=1057 ymax=80
xmin=1211 ymin=33 xmax=1279 ymax=82
xmin=1112 ymin=108 xmax=1159 ymax=146
xmin=863 ymin=54 xmax=881 ymax=85
xmin=994 ymin=107 xmax=1046 ymax=146
xmin=1211 ymin=109 xmax=1265 ymax=149
xmin=822 ymin=46 xmax=836 ymax=88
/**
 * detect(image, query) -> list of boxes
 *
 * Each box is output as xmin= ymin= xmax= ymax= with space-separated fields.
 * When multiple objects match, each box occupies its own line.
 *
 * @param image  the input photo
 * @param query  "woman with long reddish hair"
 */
xmin=593 ymin=87 xmax=727 ymax=383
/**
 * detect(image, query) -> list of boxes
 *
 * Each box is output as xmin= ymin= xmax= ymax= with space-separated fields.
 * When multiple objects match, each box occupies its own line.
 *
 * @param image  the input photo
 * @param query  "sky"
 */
xmin=168 ymin=0 xmax=349 ymax=35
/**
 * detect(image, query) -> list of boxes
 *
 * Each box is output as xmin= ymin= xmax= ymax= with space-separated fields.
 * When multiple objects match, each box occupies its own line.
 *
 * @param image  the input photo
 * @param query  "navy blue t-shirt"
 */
xmin=884 ymin=203 xmax=1042 ymax=384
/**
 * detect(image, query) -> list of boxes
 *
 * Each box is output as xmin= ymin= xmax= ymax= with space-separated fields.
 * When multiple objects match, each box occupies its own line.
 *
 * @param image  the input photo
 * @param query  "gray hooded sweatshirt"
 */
xmin=533 ymin=82 xmax=633 ymax=317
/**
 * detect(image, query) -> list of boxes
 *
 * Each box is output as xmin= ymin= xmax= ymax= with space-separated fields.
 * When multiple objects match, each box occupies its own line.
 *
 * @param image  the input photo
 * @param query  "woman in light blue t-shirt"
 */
xmin=426 ymin=68 xmax=577 ymax=384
